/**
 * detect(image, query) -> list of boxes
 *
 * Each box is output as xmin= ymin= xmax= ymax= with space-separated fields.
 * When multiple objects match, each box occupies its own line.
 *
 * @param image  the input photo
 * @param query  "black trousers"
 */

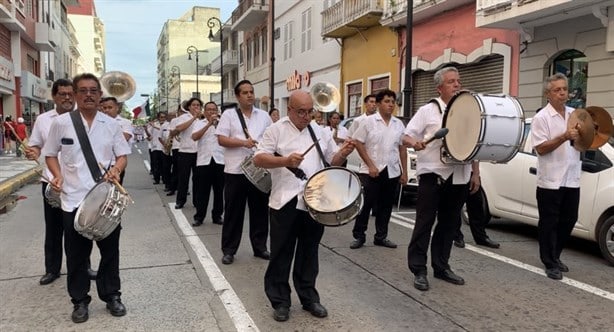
xmin=221 ymin=173 xmax=269 ymax=255
xmin=193 ymin=159 xmax=225 ymax=222
xmin=176 ymin=152 xmax=197 ymax=206
xmin=455 ymin=183 xmax=489 ymax=243
xmin=265 ymin=197 xmax=324 ymax=309
xmin=62 ymin=209 xmax=121 ymax=304
xmin=168 ymin=149 xmax=179 ymax=191
xmin=161 ymin=152 xmax=172 ymax=188
xmin=352 ymin=168 xmax=399 ymax=241
xmin=151 ymin=150 xmax=164 ymax=182
xmin=42 ymin=182 xmax=64 ymax=275
xmin=536 ymin=187 xmax=579 ymax=269
xmin=407 ymin=173 xmax=468 ymax=275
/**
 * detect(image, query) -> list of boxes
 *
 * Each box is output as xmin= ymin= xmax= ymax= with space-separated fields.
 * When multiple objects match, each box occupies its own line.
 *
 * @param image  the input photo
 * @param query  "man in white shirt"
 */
xmin=403 ymin=67 xmax=479 ymax=291
xmin=347 ymin=94 xmax=377 ymax=138
xmin=100 ymin=96 xmax=134 ymax=185
xmin=531 ymin=73 xmax=581 ymax=280
xmin=216 ymin=80 xmax=272 ymax=265
xmin=43 ymin=73 xmax=131 ymax=323
xmin=191 ymin=101 xmax=224 ymax=226
xmin=171 ymin=98 xmax=200 ymax=209
xmin=150 ymin=112 xmax=166 ymax=185
xmin=160 ymin=110 xmax=175 ymax=192
xmin=350 ymin=89 xmax=407 ymax=250
xmin=253 ymin=90 xmax=354 ymax=322
xmin=24 ymin=78 xmax=74 ymax=286
xmin=165 ymin=107 xmax=183 ymax=196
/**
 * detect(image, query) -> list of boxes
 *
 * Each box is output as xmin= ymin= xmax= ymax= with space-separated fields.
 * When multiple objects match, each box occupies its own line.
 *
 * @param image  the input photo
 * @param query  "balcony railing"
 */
xmin=380 ymin=0 xmax=474 ymax=27
xmin=210 ymin=50 xmax=239 ymax=74
xmin=321 ymin=0 xmax=384 ymax=38
xmin=231 ymin=0 xmax=269 ymax=31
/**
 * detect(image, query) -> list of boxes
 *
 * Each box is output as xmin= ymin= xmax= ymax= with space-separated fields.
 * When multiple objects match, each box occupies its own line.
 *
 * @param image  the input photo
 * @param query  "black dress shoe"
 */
xmin=557 ymin=260 xmax=569 ymax=272
xmin=175 ymin=203 xmax=184 ymax=209
xmin=222 ymin=254 xmax=234 ymax=265
xmin=350 ymin=239 xmax=365 ymax=249
xmin=39 ymin=273 xmax=60 ymax=285
xmin=302 ymin=302 xmax=328 ymax=318
xmin=273 ymin=306 xmax=290 ymax=322
xmin=546 ymin=267 xmax=562 ymax=280
xmin=254 ymin=250 xmax=270 ymax=260
xmin=192 ymin=220 xmax=203 ymax=227
xmin=374 ymin=238 xmax=397 ymax=248
xmin=166 ymin=191 xmax=175 ymax=196
xmin=212 ymin=216 xmax=223 ymax=225
xmin=71 ymin=302 xmax=89 ymax=323
xmin=414 ymin=274 xmax=429 ymax=291
xmin=434 ymin=269 xmax=465 ymax=285
xmin=153 ymin=181 xmax=160 ymax=184
xmin=453 ymin=239 xmax=465 ymax=248
xmin=476 ymin=238 xmax=500 ymax=249
xmin=106 ymin=296 xmax=127 ymax=317
xmin=88 ymin=268 xmax=97 ymax=280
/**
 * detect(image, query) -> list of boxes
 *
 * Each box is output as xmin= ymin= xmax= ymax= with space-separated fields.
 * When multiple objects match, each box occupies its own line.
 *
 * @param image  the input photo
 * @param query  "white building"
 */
xmin=67 ymin=0 xmax=105 ymax=77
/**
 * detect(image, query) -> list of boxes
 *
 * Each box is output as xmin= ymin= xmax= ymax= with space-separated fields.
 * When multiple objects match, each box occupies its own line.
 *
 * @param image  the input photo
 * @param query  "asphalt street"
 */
xmin=1 ymin=141 xmax=613 ymax=331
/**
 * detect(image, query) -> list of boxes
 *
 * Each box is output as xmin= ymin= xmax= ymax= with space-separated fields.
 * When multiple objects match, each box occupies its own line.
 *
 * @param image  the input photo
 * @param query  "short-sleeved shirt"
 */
xmin=216 ymin=107 xmax=272 ymax=174
xmin=115 ymin=116 xmax=133 ymax=144
xmin=347 ymin=113 xmax=368 ymax=138
xmin=531 ymin=103 xmax=581 ymax=189
xmin=193 ymin=118 xmax=224 ymax=166
xmin=150 ymin=121 xmax=164 ymax=151
xmin=255 ymin=117 xmax=338 ymax=210
xmin=169 ymin=116 xmax=181 ymax=150
xmin=42 ymin=111 xmax=132 ymax=212
xmin=326 ymin=125 xmax=349 ymax=147
xmin=29 ymin=109 xmax=59 ymax=182
xmin=176 ymin=113 xmax=198 ymax=153
xmin=353 ymin=112 xmax=405 ymax=178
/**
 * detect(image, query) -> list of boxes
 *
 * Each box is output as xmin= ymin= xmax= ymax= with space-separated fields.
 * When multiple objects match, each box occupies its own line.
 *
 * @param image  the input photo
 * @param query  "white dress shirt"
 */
xmin=353 ymin=112 xmax=405 ymax=178
xmin=193 ymin=118 xmax=225 ymax=166
xmin=169 ymin=116 xmax=181 ymax=150
xmin=255 ymin=117 xmax=338 ymax=210
xmin=531 ymin=103 xmax=581 ymax=189
xmin=404 ymin=98 xmax=471 ymax=184
xmin=347 ymin=113 xmax=368 ymax=138
xmin=327 ymin=125 xmax=349 ymax=147
xmin=42 ymin=111 xmax=132 ymax=212
xmin=216 ymin=107 xmax=272 ymax=174
xmin=176 ymin=113 xmax=198 ymax=153
xmin=115 ymin=116 xmax=133 ymax=144
xmin=29 ymin=109 xmax=59 ymax=182
xmin=150 ymin=121 xmax=164 ymax=151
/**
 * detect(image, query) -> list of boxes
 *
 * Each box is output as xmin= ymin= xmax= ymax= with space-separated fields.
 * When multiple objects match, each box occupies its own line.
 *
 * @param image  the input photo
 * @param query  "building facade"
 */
xmin=67 ymin=0 xmax=104 ymax=77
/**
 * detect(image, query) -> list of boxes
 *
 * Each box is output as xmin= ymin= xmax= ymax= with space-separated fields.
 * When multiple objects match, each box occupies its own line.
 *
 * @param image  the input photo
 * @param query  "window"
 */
xmin=347 ymin=82 xmax=363 ymax=117
xmin=239 ymin=43 xmax=244 ymax=65
xmin=551 ymin=50 xmax=588 ymax=109
xmin=261 ymin=27 xmax=267 ymax=63
xmin=246 ymin=39 xmax=252 ymax=70
xmin=301 ymin=8 xmax=312 ymax=53
xmin=253 ymin=32 xmax=260 ymax=67
xmin=283 ymin=21 xmax=294 ymax=60
xmin=370 ymin=76 xmax=389 ymax=94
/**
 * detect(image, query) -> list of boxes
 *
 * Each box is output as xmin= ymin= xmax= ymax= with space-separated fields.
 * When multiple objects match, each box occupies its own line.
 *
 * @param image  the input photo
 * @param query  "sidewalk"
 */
xmin=0 ymin=154 xmax=42 ymax=209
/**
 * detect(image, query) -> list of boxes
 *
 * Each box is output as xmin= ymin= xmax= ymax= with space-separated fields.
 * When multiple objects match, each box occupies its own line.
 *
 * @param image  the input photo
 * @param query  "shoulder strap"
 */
xmin=307 ymin=124 xmax=330 ymax=168
xmin=235 ymin=108 xmax=251 ymax=139
xmin=429 ymin=99 xmax=443 ymax=114
xmin=70 ymin=111 xmax=103 ymax=182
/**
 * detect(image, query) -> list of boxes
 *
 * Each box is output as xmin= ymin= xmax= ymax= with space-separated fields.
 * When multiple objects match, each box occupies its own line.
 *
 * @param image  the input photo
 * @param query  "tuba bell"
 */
xmin=310 ymin=82 xmax=340 ymax=113
xmin=100 ymin=71 xmax=137 ymax=102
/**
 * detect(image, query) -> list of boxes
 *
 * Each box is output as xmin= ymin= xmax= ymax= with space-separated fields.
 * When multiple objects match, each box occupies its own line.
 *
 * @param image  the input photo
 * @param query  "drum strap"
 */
xmin=235 ymin=108 xmax=251 ymax=139
xmin=429 ymin=99 xmax=443 ymax=114
xmin=307 ymin=124 xmax=330 ymax=168
xmin=70 ymin=111 xmax=103 ymax=182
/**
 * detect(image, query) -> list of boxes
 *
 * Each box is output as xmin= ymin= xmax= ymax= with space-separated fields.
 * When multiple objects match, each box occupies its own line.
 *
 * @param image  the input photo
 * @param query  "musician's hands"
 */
xmin=339 ymin=139 xmax=355 ymax=157
xmin=24 ymin=145 xmax=40 ymax=160
xmin=469 ymin=173 xmax=481 ymax=194
xmin=104 ymin=166 xmax=122 ymax=183
xmin=368 ymin=165 xmax=379 ymax=178
xmin=565 ymin=127 xmax=580 ymax=141
xmin=50 ymin=176 xmax=63 ymax=192
xmin=413 ymin=141 xmax=427 ymax=151
xmin=244 ymin=138 xmax=257 ymax=148
xmin=399 ymin=173 xmax=408 ymax=185
xmin=285 ymin=153 xmax=304 ymax=168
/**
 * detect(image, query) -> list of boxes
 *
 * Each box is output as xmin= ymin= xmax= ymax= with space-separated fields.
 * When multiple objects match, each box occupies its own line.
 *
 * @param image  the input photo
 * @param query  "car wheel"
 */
xmin=461 ymin=188 xmax=491 ymax=225
xmin=598 ymin=215 xmax=614 ymax=266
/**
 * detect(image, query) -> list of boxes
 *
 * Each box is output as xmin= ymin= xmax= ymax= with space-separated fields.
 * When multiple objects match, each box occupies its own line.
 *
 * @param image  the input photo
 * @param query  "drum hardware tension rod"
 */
xmin=98 ymin=162 xmax=134 ymax=204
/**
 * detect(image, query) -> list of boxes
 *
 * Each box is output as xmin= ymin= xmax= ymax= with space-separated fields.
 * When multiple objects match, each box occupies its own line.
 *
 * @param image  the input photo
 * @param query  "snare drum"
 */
xmin=303 ymin=167 xmax=363 ymax=227
xmin=240 ymin=154 xmax=272 ymax=193
xmin=442 ymin=91 xmax=524 ymax=163
xmin=44 ymin=183 xmax=61 ymax=209
xmin=74 ymin=182 xmax=129 ymax=241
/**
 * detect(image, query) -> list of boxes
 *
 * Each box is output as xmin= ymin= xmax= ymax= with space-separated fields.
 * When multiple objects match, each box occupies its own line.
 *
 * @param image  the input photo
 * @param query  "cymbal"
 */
xmin=568 ymin=108 xmax=595 ymax=152
xmin=585 ymin=106 xmax=614 ymax=149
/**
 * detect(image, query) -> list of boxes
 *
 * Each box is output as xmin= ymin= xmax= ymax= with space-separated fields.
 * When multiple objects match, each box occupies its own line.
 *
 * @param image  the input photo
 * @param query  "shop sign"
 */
xmin=286 ymin=70 xmax=311 ymax=91
xmin=0 ymin=56 xmax=16 ymax=91
xmin=21 ymin=71 xmax=48 ymax=102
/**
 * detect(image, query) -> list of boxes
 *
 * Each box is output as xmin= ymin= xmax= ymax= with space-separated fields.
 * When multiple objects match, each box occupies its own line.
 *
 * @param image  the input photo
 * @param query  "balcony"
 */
xmin=380 ymin=0 xmax=474 ymax=27
xmin=475 ymin=0 xmax=611 ymax=29
xmin=94 ymin=36 xmax=103 ymax=52
xmin=35 ymin=22 xmax=55 ymax=52
xmin=210 ymin=90 xmax=237 ymax=107
xmin=0 ymin=0 xmax=26 ymax=32
xmin=321 ymin=0 xmax=384 ymax=39
xmin=210 ymin=50 xmax=239 ymax=74
xmin=231 ymin=0 xmax=269 ymax=31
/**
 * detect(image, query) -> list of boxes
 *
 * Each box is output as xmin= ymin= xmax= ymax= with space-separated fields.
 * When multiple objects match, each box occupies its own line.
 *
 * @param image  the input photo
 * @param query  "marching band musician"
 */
xmin=100 ymin=96 xmax=133 ymax=185
xmin=24 ymin=78 xmax=74 ymax=286
xmin=349 ymin=89 xmax=407 ymax=250
xmin=215 ymin=80 xmax=272 ymax=265
xmin=326 ymin=111 xmax=348 ymax=146
xmin=171 ymin=98 xmax=200 ymax=209
xmin=531 ymin=73 xmax=581 ymax=280
xmin=402 ymin=67 xmax=480 ymax=291
xmin=150 ymin=112 xmax=166 ymax=185
xmin=347 ymin=94 xmax=377 ymax=138
xmin=42 ymin=73 xmax=131 ymax=323
xmin=165 ymin=105 xmax=184 ymax=196
xmin=253 ymin=90 xmax=355 ymax=322
xmin=160 ymin=109 xmax=176 ymax=193
xmin=191 ymin=101 xmax=225 ymax=226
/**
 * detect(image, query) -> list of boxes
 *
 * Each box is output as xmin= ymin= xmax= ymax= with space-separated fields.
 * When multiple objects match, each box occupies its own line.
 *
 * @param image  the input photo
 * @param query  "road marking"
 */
xmin=169 ymin=204 xmax=260 ymax=332
xmin=136 ymin=148 xmax=142 ymax=155
xmin=143 ymin=160 xmax=150 ymax=172
xmin=391 ymin=213 xmax=614 ymax=302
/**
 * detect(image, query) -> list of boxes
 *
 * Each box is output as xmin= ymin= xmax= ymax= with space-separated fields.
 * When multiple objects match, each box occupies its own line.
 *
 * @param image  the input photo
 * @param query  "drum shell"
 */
xmin=303 ymin=167 xmax=364 ymax=227
xmin=74 ymin=182 xmax=129 ymax=241
xmin=44 ymin=183 xmax=61 ymax=209
xmin=443 ymin=92 xmax=524 ymax=163
xmin=240 ymin=154 xmax=272 ymax=193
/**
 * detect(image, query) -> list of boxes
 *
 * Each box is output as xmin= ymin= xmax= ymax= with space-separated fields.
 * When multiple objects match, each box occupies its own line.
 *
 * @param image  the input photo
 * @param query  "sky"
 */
xmin=95 ymin=0 xmax=237 ymax=110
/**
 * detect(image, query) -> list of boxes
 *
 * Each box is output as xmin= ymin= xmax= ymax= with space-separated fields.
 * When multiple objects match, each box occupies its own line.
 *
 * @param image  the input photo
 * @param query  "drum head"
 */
xmin=444 ymin=92 xmax=482 ymax=161
xmin=75 ymin=182 xmax=112 ymax=229
xmin=304 ymin=167 xmax=362 ymax=213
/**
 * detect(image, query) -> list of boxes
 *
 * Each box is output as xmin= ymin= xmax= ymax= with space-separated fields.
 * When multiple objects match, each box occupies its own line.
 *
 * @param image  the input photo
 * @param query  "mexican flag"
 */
xmin=132 ymin=99 xmax=150 ymax=119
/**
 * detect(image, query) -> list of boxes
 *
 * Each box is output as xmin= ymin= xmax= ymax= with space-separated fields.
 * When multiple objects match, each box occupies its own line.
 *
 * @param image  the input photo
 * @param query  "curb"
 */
xmin=0 ymin=166 xmax=43 ymax=202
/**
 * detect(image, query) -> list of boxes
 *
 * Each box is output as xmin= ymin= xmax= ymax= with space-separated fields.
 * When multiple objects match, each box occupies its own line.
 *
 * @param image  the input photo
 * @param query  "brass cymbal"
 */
xmin=568 ymin=108 xmax=595 ymax=152
xmin=585 ymin=106 xmax=614 ymax=149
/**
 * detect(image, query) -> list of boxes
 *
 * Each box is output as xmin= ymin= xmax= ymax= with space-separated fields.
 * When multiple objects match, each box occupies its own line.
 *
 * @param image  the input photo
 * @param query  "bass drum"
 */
xmin=303 ymin=167 xmax=363 ymax=227
xmin=442 ymin=91 xmax=524 ymax=163
xmin=74 ymin=182 xmax=129 ymax=241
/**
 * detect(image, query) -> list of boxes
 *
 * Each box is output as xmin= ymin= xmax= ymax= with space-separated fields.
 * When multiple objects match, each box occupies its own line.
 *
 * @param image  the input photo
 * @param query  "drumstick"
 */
xmin=98 ymin=162 xmax=134 ymax=203
xmin=301 ymin=139 xmax=320 ymax=157
xmin=423 ymin=128 xmax=449 ymax=145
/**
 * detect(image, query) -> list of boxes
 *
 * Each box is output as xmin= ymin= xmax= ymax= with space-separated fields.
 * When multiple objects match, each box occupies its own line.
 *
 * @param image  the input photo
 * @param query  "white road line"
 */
xmin=136 ymin=148 xmax=142 ymax=155
xmin=169 ymin=204 xmax=260 ymax=332
xmin=391 ymin=213 xmax=614 ymax=302
xmin=143 ymin=160 xmax=151 ymax=172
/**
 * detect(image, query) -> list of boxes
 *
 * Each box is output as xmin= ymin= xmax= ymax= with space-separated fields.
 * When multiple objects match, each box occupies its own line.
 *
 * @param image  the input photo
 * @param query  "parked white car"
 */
xmin=472 ymin=118 xmax=614 ymax=265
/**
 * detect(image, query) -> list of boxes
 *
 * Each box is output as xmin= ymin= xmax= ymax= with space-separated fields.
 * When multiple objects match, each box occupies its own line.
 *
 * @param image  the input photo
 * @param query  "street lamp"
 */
xmin=171 ymin=65 xmax=181 ymax=107
xmin=207 ymin=16 xmax=223 ymax=108
xmin=187 ymin=45 xmax=208 ymax=99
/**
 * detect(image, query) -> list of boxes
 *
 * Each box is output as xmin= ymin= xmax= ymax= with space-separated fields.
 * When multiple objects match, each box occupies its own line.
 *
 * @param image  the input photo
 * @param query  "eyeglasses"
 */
xmin=77 ymin=88 xmax=100 ymax=95
xmin=290 ymin=107 xmax=315 ymax=118
xmin=57 ymin=92 xmax=73 ymax=98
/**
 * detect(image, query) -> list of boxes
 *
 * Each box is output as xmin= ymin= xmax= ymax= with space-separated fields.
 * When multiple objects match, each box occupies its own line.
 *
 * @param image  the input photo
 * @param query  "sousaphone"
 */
xmin=100 ymin=71 xmax=136 ymax=102
xmin=310 ymin=82 xmax=340 ymax=113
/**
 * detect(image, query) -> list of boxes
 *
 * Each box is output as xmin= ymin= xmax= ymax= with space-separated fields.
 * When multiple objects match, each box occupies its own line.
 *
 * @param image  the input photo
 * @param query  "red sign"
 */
xmin=286 ymin=70 xmax=311 ymax=91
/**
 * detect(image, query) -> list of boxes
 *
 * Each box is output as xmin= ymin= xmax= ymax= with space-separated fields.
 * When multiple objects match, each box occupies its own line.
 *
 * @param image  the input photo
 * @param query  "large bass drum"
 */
xmin=74 ymin=182 xmax=129 ymax=241
xmin=442 ymin=91 xmax=524 ymax=163
xmin=303 ymin=167 xmax=363 ymax=227
xmin=240 ymin=154 xmax=272 ymax=193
